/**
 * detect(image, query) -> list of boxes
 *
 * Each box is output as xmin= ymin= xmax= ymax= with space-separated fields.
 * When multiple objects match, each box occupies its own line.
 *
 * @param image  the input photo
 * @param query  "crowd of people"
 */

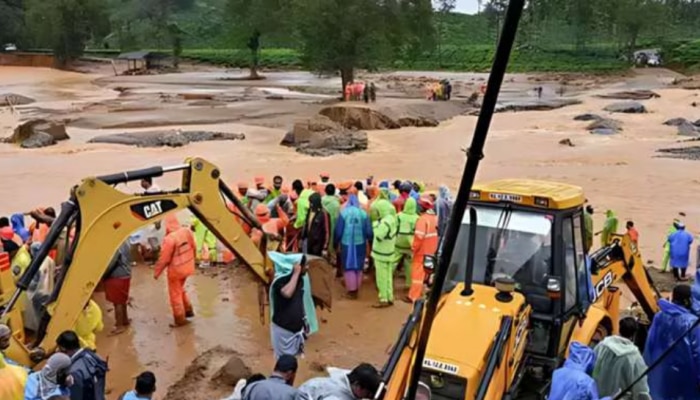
xmin=3 ymin=174 xmax=700 ymax=399
xmin=343 ymin=82 xmax=377 ymax=103
xmin=425 ymin=79 xmax=452 ymax=101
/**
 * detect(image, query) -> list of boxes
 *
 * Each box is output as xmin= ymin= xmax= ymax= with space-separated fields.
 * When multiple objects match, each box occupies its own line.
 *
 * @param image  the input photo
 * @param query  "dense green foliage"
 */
xmin=2 ymin=0 xmax=700 ymax=73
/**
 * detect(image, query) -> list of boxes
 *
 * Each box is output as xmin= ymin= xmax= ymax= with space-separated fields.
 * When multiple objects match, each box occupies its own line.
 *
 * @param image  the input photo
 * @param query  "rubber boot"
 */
xmin=185 ymin=306 xmax=195 ymax=319
xmin=170 ymin=315 xmax=190 ymax=328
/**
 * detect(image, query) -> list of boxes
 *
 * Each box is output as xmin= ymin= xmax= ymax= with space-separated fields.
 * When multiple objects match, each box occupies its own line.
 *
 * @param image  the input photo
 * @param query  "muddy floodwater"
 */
xmin=1 ymin=64 xmax=699 ymax=398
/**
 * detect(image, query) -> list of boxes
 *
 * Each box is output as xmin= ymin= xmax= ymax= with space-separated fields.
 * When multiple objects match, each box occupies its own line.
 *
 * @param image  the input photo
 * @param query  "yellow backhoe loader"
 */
xmin=0 ymin=157 xmax=287 ymax=367
xmin=380 ymin=179 xmax=660 ymax=399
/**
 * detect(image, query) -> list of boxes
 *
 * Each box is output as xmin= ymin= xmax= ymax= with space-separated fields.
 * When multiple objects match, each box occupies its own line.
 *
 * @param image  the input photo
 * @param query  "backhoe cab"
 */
xmin=384 ymin=179 xmax=659 ymax=400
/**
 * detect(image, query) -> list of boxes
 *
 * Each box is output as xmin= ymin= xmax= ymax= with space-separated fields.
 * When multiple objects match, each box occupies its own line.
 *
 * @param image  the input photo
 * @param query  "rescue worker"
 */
xmin=265 ymin=175 xmax=284 ymax=204
xmin=335 ymin=194 xmax=373 ymax=298
xmin=56 ymin=330 xmax=107 ymax=400
xmin=154 ymin=215 xmax=196 ymax=327
xmin=371 ymin=198 xmax=398 ymax=308
xmin=593 ymin=317 xmax=649 ymax=399
xmin=24 ymin=353 xmax=73 ymax=400
xmin=269 ymin=253 xmax=314 ymax=359
xmin=0 ymin=324 xmax=19 ymax=366
xmin=626 ymin=220 xmax=639 ymax=247
xmin=302 ymin=193 xmax=329 ymax=257
xmin=662 ymin=219 xmax=680 ymax=272
xmin=435 ymin=185 xmax=453 ymax=236
xmin=191 ymin=216 xmax=217 ymax=265
xmin=395 ymin=198 xmax=418 ymax=289
xmin=243 ymin=355 xmax=299 ymax=400
xmin=548 ymin=342 xmax=608 ymax=400
xmin=392 ymin=182 xmax=412 ymax=214
xmin=254 ymin=176 xmax=269 ymax=203
xmin=103 ymin=241 xmax=132 ymax=335
xmin=369 ymin=82 xmax=376 ymax=103
xmin=292 ymin=179 xmax=315 ymax=232
xmin=298 ymin=363 xmax=382 ymax=400
xmin=73 ymin=299 xmax=104 ymax=351
xmin=584 ymin=204 xmax=594 ymax=253
xmin=118 ymin=371 xmax=156 ymax=400
xmin=237 ymin=182 xmax=250 ymax=209
xmin=251 ymin=204 xmax=289 ymax=250
xmin=0 ymin=346 xmax=26 ymax=400
xmin=10 ymin=214 xmax=29 ymax=243
xmin=597 ymin=209 xmax=618 ymax=247
xmin=644 ymin=284 xmax=700 ymax=400
xmin=322 ymin=184 xmax=341 ymax=262
xmin=407 ymin=197 xmax=438 ymax=303
xmin=668 ymin=221 xmax=693 ymax=281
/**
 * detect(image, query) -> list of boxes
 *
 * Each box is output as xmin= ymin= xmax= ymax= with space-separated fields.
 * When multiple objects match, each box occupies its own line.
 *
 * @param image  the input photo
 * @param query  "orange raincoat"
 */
xmin=154 ymin=215 xmax=196 ymax=323
xmin=409 ymin=206 xmax=438 ymax=302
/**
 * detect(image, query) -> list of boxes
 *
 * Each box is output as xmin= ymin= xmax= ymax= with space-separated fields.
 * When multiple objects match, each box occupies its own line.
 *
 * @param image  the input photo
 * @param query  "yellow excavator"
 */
xmin=0 ymin=157 xmax=282 ymax=367
xmin=377 ymin=1 xmax=662 ymax=399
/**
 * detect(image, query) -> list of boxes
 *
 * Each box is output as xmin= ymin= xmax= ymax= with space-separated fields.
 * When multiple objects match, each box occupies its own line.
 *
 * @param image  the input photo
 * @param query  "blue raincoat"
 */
xmin=268 ymin=251 xmax=319 ymax=335
xmin=549 ymin=342 xmax=609 ymax=400
xmin=10 ymin=214 xmax=29 ymax=243
xmin=334 ymin=195 xmax=372 ymax=271
xmin=644 ymin=299 xmax=700 ymax=400
xmin=692 ymin=269 xmax=700 ymax=316
xmin=668 ymin=227 xmax=693 ymax=269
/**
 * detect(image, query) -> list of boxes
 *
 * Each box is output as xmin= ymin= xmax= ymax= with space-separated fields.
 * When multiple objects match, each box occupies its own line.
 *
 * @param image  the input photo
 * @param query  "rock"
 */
xmin=590 ymin=128 xmax=618 ymax=136
xmin=88 ymin=130 xmax=245 ymax=147
xmin=559 ymin=138 xmax=575 ymax=146
xmin=695 ymin=119 xmax=700 ymax=127
xmin=266 ymin=95 xmax=285 ymax=100
xmin=597 ymin=90 xmax=660 ymax=100
xmin=496 ymin=98 xmax=582 ymax=113
xmin=283 ymin=115 xmax=368 ymax=157
xmin=664 ymin=118 xmax=690 ymax=126
xmin=603 ymin=101 xmax=647 ymax=114
xmin=4 ymin=119 xmax=69 ymax=148
xmin=587 ymin=118 xmax=622 ymax=132
xmin=573 ymin=113 xmax=602 ymax=121
xmin=21 ymin=132 xmax=56 ymax=148
xmin=210 ymin=355 xmax=251 ymax=387
xmin=0 ymin=93 xmax=35 ymax=107
xmin=677 ymin=122 xmax=699 ymax=137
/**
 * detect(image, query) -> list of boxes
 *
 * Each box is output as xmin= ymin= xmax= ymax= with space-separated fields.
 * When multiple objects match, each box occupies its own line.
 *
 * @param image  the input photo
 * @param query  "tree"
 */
xmin=434 ymin=0 xmax=456 ymax=67
xmin=0 ymin=0 xmax=24 ymax=46
xmin=226 ymin=0 xmax=290 ymax=78
xmin=293 ymin=0 xmax=432 ymax=94
xmin=25 ymin=0 xmax=108 ymax=66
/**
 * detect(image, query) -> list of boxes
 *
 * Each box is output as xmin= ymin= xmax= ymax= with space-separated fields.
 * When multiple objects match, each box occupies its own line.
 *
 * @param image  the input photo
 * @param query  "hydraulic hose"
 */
xmin=404 ymin=1 xmax=525 ymax=398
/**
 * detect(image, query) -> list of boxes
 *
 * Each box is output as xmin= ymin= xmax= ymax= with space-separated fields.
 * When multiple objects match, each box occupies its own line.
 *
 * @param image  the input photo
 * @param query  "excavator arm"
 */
xmin=590 ymin=232 xmax=660 ymax=321
xmin=1 ymin=157 xmax=273 ymax=367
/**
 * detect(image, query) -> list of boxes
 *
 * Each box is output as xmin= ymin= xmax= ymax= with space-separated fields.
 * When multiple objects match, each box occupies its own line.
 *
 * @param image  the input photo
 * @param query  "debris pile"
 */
xmin=281 ymin=115 xmax=368 ymax=157
xmin=4 ymin=119 xmax=70 ymax=148
xmin=88 ymin=130 xmax=245 ymax=147
xmin=164 ymin=346 xmax=249 ymax=400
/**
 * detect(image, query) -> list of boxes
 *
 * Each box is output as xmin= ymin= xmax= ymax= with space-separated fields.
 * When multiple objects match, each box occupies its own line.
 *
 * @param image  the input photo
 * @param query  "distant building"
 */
xmin=116 ymin=51 xmax=170 ymax=72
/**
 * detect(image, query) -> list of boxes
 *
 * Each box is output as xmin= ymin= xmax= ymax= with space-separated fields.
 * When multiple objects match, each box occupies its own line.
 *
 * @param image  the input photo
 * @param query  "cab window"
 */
xmin=562 ymin=216 xmax=578 ymax=311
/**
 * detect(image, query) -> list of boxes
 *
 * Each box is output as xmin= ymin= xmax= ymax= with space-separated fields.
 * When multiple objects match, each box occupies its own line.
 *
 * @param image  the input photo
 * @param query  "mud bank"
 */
xmin=319 ymin=101 xmax=474 ymax=130
xmin=88 ymin=130 xmax=245 ymax=148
